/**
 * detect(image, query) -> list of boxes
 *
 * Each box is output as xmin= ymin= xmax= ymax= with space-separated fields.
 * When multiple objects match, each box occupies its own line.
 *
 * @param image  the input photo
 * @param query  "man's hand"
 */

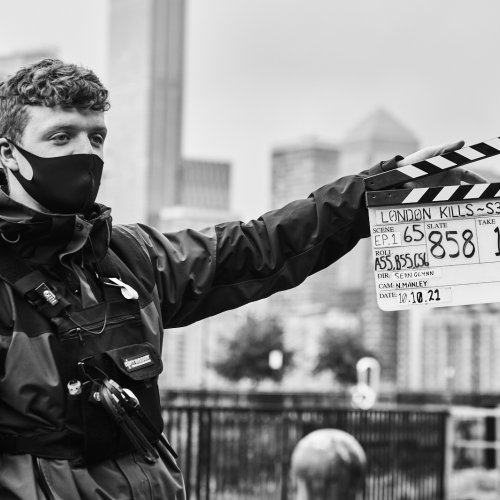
xmin=397 ymin=140 xmax=488 ymax=188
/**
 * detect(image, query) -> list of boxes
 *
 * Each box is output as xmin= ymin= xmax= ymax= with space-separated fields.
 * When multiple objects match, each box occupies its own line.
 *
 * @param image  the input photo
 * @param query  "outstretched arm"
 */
xmin=140 ymin=141 xmax=488 ymax=327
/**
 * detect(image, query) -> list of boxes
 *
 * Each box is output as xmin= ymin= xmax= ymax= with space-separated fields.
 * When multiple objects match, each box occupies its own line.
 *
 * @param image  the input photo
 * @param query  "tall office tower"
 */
xmin=264 ymin=140 xmax=345 ymax=391
xmin=269 ymin=139 xmax=340 ymax=314
xmin=338 ymin=109 xmax=419 ymax=388
xmin=104 ymin=0 xmax=185 ymax=225
xmin=106 ymin=1 xmax=239 ymax=390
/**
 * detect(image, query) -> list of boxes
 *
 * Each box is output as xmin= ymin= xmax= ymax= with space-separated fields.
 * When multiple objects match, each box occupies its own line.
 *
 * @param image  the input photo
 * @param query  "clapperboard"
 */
xmin=364 ymin=138 xmax=500 ymax=311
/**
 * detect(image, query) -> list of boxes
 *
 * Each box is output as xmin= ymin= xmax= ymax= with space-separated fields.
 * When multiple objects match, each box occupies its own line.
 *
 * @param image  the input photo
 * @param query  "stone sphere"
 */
xmin=290 ymin=429 xmax=367 ymax=500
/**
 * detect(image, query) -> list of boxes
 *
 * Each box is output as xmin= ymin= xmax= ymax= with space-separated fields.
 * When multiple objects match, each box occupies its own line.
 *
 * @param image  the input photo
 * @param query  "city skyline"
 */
xmin=0 ymin=3 xmax=499 ymax=395
xmin=0 ymin=1 xmax=499 ymax=220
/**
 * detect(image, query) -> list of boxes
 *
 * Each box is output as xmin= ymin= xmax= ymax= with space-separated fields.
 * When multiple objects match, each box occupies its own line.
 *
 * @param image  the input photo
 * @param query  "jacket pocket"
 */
xmin=103 ymin=342 xmax=165 ymax=438
xmin=103 ymin=342 xmax=163 ymax=381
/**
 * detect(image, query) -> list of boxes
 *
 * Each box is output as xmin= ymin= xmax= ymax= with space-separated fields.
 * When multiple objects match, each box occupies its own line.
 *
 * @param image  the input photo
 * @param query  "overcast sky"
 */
xmin=1 ymin=0 xmax=500 ymax=218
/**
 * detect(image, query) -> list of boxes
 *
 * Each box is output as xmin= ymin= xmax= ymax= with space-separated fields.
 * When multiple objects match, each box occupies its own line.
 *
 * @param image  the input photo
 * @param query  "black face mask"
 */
xmin=8 ymin=142 xmax=104 ymax=215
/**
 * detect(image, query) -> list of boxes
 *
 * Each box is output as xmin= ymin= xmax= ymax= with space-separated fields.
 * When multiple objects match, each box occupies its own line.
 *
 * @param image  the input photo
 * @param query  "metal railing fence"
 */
xmin=163 ymin=406 xmax=447 ymax=500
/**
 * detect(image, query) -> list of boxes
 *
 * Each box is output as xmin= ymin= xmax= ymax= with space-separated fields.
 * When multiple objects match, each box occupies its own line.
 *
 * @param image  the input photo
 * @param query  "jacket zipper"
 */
xmin=60 ymin=313 xmax=139 ymax=342
xmin=34 ymin=457 xmax=57 ymax=500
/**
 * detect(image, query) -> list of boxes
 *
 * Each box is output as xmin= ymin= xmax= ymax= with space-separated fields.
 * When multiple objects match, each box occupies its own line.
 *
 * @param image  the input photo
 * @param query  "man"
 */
xmin=0 ymin=59 xmax=484 ymax=499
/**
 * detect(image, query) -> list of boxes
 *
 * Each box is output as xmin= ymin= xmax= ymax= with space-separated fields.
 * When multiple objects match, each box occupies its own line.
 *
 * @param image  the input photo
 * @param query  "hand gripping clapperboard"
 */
xmin=364 ymin=137 xmax=500 ymax=311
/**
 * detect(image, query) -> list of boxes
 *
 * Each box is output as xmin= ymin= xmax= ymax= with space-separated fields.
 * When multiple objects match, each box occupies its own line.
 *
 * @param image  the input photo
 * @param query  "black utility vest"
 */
xmin=0 ymin=247 xmax=165 ymax=465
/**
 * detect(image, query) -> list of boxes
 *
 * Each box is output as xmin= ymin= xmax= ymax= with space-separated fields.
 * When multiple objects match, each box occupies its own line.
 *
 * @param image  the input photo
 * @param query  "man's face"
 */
xmin=19 ymin=105 xmax=107 ymax=159
xmin=0 ymin=105 xmax=107 ymax=211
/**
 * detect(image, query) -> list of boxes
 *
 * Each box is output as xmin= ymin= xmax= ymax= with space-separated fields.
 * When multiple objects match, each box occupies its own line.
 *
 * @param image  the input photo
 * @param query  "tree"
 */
xmin=213 ymin=315 xmax=294 ymax=385
xmin=313 ymin=327 xmax=373 ymax=386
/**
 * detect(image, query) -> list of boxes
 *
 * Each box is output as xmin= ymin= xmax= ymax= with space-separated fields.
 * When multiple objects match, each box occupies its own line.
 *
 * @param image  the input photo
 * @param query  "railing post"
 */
xmin=196 ymin=408 xmax=203 ymax=500
xmin=485 ymin=411 xmax=496 ymax=469
xmin=205 ymin=410 xmax=212 ymax=500
xmin=290 ymin=429 xmax=366 ymax=500
xmin=185 ymin=408 xmax=193 ymax=499
xmin=442 ymin=410 xmax=453 ymax=500
xmin=280 ymin=412 xmax=290 ymax=500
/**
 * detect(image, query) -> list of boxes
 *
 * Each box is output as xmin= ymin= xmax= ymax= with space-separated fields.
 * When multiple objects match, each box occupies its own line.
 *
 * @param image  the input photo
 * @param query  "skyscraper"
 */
xmin=105 ymin=0 xmax=237 ymax=390
xmin=104 ymin=0 xmax=185 ymax=226
xmin=340 ymin=109 xmax=420 ymax=388
xmin=270 ymin=138 xmax=341 ymax=314
xmin=268 ymin=110 xmax=420 ymax=390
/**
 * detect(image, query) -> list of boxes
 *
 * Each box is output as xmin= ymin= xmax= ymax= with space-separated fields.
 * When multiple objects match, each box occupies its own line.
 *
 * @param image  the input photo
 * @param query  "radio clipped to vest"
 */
xmin=99 ymin=378 xmax=177 ymax=464
xmin=75 ymin=344 xmax=171 ymax=465
xmin=15 ymin=269 xmax=71 ymax=321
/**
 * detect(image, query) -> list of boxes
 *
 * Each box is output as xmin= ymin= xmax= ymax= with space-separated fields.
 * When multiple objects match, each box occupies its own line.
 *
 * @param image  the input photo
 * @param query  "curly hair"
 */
xmin=0 ymin=58 xmax=110 ymax=142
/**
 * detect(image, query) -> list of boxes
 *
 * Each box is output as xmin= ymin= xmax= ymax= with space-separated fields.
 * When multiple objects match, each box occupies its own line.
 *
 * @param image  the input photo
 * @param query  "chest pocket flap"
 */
xmin=104 ymin=343 xmax=163 ymax=381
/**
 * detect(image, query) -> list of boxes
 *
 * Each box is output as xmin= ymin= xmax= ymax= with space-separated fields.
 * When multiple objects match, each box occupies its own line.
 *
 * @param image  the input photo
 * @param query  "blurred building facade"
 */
xmin=0 ymin=50 xmax=57 ymax=79
xmin=269 ymin=140 xmax=340 ymax=315
xmin=274 ymin=111 xmax=500 ymax=395
xmin=158 ymin=157 xmax=239 ymax=389
xmin=2 ymin=6 xmax=497 ymax=398
xmin=266 ymin=110 xmax=420 ymax=391
xmin=399 ymin=304 xmax=500 ymax=394
xmin=105 ymin=0 xmax=241 ymax=389
xmin=344 ymin=109 xmax=419 ymax=389
xmin=159 ymin=158 xmax=234 ymax=233
xmin=103 ymin=0 xmax=185 ymax=226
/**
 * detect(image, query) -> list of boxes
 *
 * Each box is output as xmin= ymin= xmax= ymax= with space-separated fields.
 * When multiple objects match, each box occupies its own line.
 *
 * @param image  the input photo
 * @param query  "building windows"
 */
xmin=175 ymin=333 xmax=186 ymax=380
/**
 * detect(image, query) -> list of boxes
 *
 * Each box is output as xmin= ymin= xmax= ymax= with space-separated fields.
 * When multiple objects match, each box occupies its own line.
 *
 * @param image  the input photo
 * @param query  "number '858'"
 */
xmin=427 ymin=230 xmax=475 ymax=259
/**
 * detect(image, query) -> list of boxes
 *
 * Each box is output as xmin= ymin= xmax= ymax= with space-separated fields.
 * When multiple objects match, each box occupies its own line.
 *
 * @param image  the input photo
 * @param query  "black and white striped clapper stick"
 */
xmin=364 ymin=137 xmax=500 ymax=191
xmin=366 ymin=182 xmax=500 ymax=207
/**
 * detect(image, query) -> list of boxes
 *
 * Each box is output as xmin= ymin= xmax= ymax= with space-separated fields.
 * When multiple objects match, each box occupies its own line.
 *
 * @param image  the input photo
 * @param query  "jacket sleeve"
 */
xmin=137 ymin=157 xmax=401 ymax=328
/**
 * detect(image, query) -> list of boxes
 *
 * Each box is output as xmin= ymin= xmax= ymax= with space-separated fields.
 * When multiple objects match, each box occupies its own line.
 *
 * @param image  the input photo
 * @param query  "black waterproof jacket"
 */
xmin=0 ymin=158 xmax=397 ymax=499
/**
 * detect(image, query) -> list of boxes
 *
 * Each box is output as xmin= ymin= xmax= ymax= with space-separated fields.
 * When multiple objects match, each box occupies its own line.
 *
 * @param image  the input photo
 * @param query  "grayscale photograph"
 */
xmin=0 ymin=1 xmax=498 ymax=499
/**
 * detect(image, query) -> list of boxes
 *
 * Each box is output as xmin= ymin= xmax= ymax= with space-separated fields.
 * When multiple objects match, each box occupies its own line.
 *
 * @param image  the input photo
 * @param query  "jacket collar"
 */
xmin=0 ymin=187 xmax=112 ymax=266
